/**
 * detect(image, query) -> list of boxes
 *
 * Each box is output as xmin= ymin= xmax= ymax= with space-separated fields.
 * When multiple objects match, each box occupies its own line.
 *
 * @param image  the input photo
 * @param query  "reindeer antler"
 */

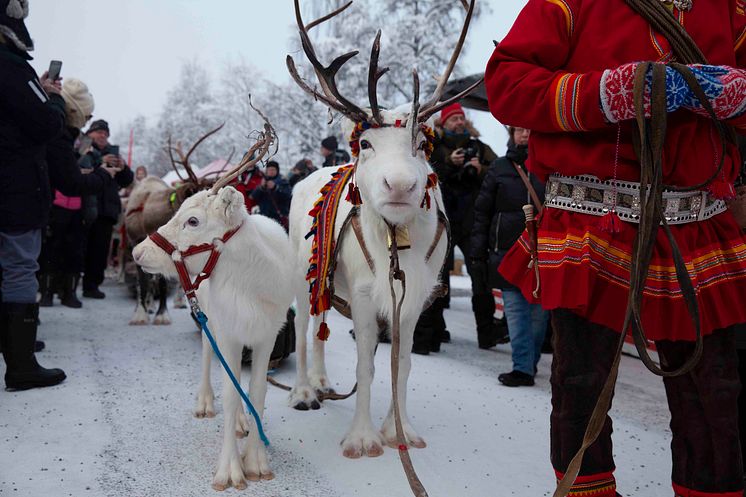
xmin=210 ymin=100 xmax=276 ymax=194
xmin=288 ymin=0 xmax=479 ymax=127
xmin=368 ymin=30 xmax=390 ymax=126
xmin=417 ymin=0 xmax=482 ymax=123
xmin=287 ymin=0 xmax=370 ymax=123
xmin=166 ymin=124 xmax=226 ymax=185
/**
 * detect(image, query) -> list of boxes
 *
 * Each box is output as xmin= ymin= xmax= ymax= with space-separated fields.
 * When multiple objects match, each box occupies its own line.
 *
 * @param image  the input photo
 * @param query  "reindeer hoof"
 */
xmin=386 ymin=438 xmax=427 ymax=449
xmin=315 ymin=387 xmax=336 ymax=397
xmin=211 ymin=482 xmax=228 ymax=491
xmin=293 ymin=402 xmax=309 ymax=411
xmin=310 ymin=400 xmax=321 ymax=410
xmin=152 ymin=316 xmax=171 ymax=325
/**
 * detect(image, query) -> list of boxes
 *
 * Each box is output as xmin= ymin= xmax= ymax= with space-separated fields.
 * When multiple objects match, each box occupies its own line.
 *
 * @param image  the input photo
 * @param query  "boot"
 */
xmin=472 ymin=294 xmax=500 ymax=349
xmin=38 ymin=272 xmax=54 ymax=307
xmin=2 ymin=303 xmax=66 ymax=390
xmin=59 ymin=273 xmax=82 ymax=309
xmin=412 ymin=325 xmax=432 ymax=355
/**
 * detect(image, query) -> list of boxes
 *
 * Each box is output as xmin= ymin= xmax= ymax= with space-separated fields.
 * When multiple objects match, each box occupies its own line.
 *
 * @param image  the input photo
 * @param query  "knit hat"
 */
xmin=0 ymin=0 xmax=32 ymax=52
xmin=61 ymin=78 xmax=95 ymax=130
xmin=440 ymin=103 xmax=465 ymax=124
xmin=321 ymin=136 xmax=338 ymax=151
xmin=86 ymin=119 xmax=109 ymax=136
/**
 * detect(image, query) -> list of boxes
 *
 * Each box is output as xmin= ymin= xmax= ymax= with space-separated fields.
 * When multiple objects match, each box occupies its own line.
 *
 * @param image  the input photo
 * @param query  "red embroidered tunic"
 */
xmin=486 ymin=0 xmax=746 ymax=341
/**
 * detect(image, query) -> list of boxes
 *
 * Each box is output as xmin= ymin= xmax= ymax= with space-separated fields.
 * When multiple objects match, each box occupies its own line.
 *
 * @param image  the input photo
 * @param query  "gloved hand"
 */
xmin=600 ymin=62 xmax=693 ymax=123
xmin=681 ymin=64 xmax=746 ymax=120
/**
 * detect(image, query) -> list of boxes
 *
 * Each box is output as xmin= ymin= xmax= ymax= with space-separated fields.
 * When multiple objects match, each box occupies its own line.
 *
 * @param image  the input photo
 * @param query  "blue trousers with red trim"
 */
xmin=550 ymin=309 xmax=744 ymax=497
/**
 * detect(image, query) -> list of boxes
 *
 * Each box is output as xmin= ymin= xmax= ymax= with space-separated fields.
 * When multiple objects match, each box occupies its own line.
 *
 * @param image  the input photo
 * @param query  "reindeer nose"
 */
xmin=383 ymin=176 xmax=417 ymax=193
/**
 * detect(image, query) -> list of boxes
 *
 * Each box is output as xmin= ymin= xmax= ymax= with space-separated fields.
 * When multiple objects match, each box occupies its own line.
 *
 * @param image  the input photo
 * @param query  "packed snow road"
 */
xmin=1 ymin=276 xmax=673 ymax=497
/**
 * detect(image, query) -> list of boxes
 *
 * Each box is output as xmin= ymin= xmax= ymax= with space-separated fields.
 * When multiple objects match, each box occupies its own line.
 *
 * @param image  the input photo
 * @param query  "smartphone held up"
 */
xmin=48 ymin=60 xmax=62 ymax=81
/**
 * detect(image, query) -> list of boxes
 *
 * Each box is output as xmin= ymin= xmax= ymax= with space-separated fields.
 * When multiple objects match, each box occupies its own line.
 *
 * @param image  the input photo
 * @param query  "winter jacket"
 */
xmin=470 ymin=142 xmax=545 ymax=289
xmin=0 ymin=42 xmax=66 ymax=231
xmin=78 ymin=143 xmax=134 ymax=223
xmin=251 ymin=175 xmax=292 ymax=226
xmin=430 ymin=123 xmax=497 ymax=241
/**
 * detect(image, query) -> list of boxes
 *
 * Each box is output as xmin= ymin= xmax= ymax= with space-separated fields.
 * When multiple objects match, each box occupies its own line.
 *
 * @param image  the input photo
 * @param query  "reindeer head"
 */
xmin=337 ymin=106 xmax=435 ymax=224
xmin=287 ymin=0 xmax=480 ymax=225
xmin=132 ymin=187 xmax=247 ymax=278
xmin=134 ymin=106 xmax=275 ymax=278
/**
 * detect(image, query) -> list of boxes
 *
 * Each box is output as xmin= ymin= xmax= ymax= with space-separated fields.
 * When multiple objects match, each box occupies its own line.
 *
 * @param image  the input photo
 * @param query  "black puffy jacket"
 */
xmin=78 ymin=144 xmax=134 ymax=222
xmin=431 ymin=128 xmax=497 ymax=241
xmin=470 ymin=143 xmax=545 ymax=288
xmin=0 ymin=43 xmax=65 ymax=231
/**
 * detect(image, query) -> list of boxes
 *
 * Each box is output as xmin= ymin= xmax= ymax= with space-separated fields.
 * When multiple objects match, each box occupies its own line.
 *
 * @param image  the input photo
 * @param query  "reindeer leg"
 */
xmin=152 ymin=276 xmax=171 ymax=325
xmin=212 ymin=338 xmax=246 ymax=491
xmin=289 ymin=290 xmax=320 ymax=411
xmin=173 ymin=289 xmax=188 ymax=309
xmin=242 ymin=339 xmax=274 ymax=481
xmin=341 ymin=299 xmax=384 ymax=459
xmin=309 ymin=318 xmax=334 ymax=396
xmin=129 ymin=266 xmax=150 ymax=325
xmin=195 ymin=332 xmax=215 ymax=418
xmin=381 ymin=315 xmax=426 ymax=449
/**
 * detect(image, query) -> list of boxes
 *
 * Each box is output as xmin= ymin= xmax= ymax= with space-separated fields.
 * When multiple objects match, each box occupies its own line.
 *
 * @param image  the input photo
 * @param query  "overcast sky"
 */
xmin=26 ymin=0 xmax=528 ymax=155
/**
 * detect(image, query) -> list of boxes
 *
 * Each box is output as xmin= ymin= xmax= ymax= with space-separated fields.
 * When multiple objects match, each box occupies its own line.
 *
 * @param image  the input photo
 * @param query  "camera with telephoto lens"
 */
xmin=460 ymin=139 xmax=481 ymax=179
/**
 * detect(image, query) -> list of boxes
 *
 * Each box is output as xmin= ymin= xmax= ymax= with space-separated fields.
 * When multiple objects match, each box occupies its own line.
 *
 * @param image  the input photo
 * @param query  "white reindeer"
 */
xmin=286 ymin=0 xmax=478 ymax=459
xmin=132 ymin=121 xmax=293 ymax=490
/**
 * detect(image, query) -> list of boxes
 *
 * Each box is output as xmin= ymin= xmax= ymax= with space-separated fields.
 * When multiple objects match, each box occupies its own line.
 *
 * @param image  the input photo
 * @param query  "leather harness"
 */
xmin=328 ymin=207 xmax=450 ymax=320
xmin=148 ymin=224 xmax=243 ymax=303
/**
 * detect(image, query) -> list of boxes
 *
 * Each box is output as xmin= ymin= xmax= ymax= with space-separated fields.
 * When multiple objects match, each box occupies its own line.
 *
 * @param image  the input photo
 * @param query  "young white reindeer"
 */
xmin=287 ymin=0 xmax=479 ymax=459
xmin=132 ymin=120 xmax=293 ymax=490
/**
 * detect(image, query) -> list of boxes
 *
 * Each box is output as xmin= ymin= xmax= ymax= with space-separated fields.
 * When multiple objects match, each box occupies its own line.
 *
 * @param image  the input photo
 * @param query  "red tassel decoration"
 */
xmin=317 ymin=321 xmax=330 ymax=341
xmin=599 ymin=210 xmax=622 ymax=234
xmin=708 ymin=180 xmax=736 ymax=200
xmin=346 ymin=182 xmax=363 ymax=205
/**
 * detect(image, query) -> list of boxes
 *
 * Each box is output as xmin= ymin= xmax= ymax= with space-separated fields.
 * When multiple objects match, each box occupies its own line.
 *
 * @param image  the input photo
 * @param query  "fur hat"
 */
xmin=61 ymin=79 xmax=95 ymax=130
xmin=440 ymin=103 xmax=465 ymax=124
xmin=86 ymin=119 xmax=110 ymax=136
xmin=321 ymin=135 xmax=338 ymax=151
xmin=0 ymin=0 xmax=32 ymax=52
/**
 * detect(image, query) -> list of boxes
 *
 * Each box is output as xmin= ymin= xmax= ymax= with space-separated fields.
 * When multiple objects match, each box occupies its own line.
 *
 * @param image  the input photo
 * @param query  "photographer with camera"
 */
xmin=78 ymin=120 xmax=133 ymax=299
xmin=413 ymin=103 xmax=498 ymax=354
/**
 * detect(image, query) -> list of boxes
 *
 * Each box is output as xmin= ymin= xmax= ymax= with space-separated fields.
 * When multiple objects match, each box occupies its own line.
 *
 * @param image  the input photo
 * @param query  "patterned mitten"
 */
xmin=600 ymin=62 xmax=691 ymax=123
xmin=682 ymin=64 xmax=746 ymax=120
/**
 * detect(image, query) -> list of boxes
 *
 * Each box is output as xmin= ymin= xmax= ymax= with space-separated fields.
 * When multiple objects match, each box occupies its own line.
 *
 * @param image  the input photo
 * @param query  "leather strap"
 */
xmin=512 ymin=162 xmax=543 ymax=214
xmin=350 ymin=214 xmax=376 ymax=274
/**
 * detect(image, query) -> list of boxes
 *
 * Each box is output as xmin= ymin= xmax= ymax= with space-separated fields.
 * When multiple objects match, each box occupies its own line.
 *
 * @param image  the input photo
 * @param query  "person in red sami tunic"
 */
xmin=231 ymin=153 xmax=264 ymax=213
xmin=486 ymin=1 xmax=746 ymax=496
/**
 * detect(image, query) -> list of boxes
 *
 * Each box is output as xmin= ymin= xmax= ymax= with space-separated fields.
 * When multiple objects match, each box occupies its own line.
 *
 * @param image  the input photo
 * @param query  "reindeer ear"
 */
xmin=216 ymin=186 xmax=246 ymax=224
xmin=339 ymin=117 xmax=356 ymax=146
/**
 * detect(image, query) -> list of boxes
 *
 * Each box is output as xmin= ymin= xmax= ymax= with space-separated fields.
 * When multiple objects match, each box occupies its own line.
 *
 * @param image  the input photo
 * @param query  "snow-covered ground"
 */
xmin=1 ymin=276 xmax=674 ymax=497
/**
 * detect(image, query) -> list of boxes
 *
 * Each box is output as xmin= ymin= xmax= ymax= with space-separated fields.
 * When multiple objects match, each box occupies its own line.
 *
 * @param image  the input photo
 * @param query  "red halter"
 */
xmin=148 ymin=223 xmax=243 ymax=301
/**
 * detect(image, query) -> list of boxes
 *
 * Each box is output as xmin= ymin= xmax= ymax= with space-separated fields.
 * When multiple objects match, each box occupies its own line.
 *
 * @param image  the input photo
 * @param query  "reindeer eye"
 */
xmin=186 ymin=217 xmax=200 ymax=227
xmin=360 ymin=139 xmax=371 ymax=150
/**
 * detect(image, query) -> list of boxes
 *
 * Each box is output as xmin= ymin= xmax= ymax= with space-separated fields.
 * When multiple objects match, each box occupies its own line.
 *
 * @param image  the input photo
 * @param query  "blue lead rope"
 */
xmin=195 ymin=310 xmax=270 ymax=446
